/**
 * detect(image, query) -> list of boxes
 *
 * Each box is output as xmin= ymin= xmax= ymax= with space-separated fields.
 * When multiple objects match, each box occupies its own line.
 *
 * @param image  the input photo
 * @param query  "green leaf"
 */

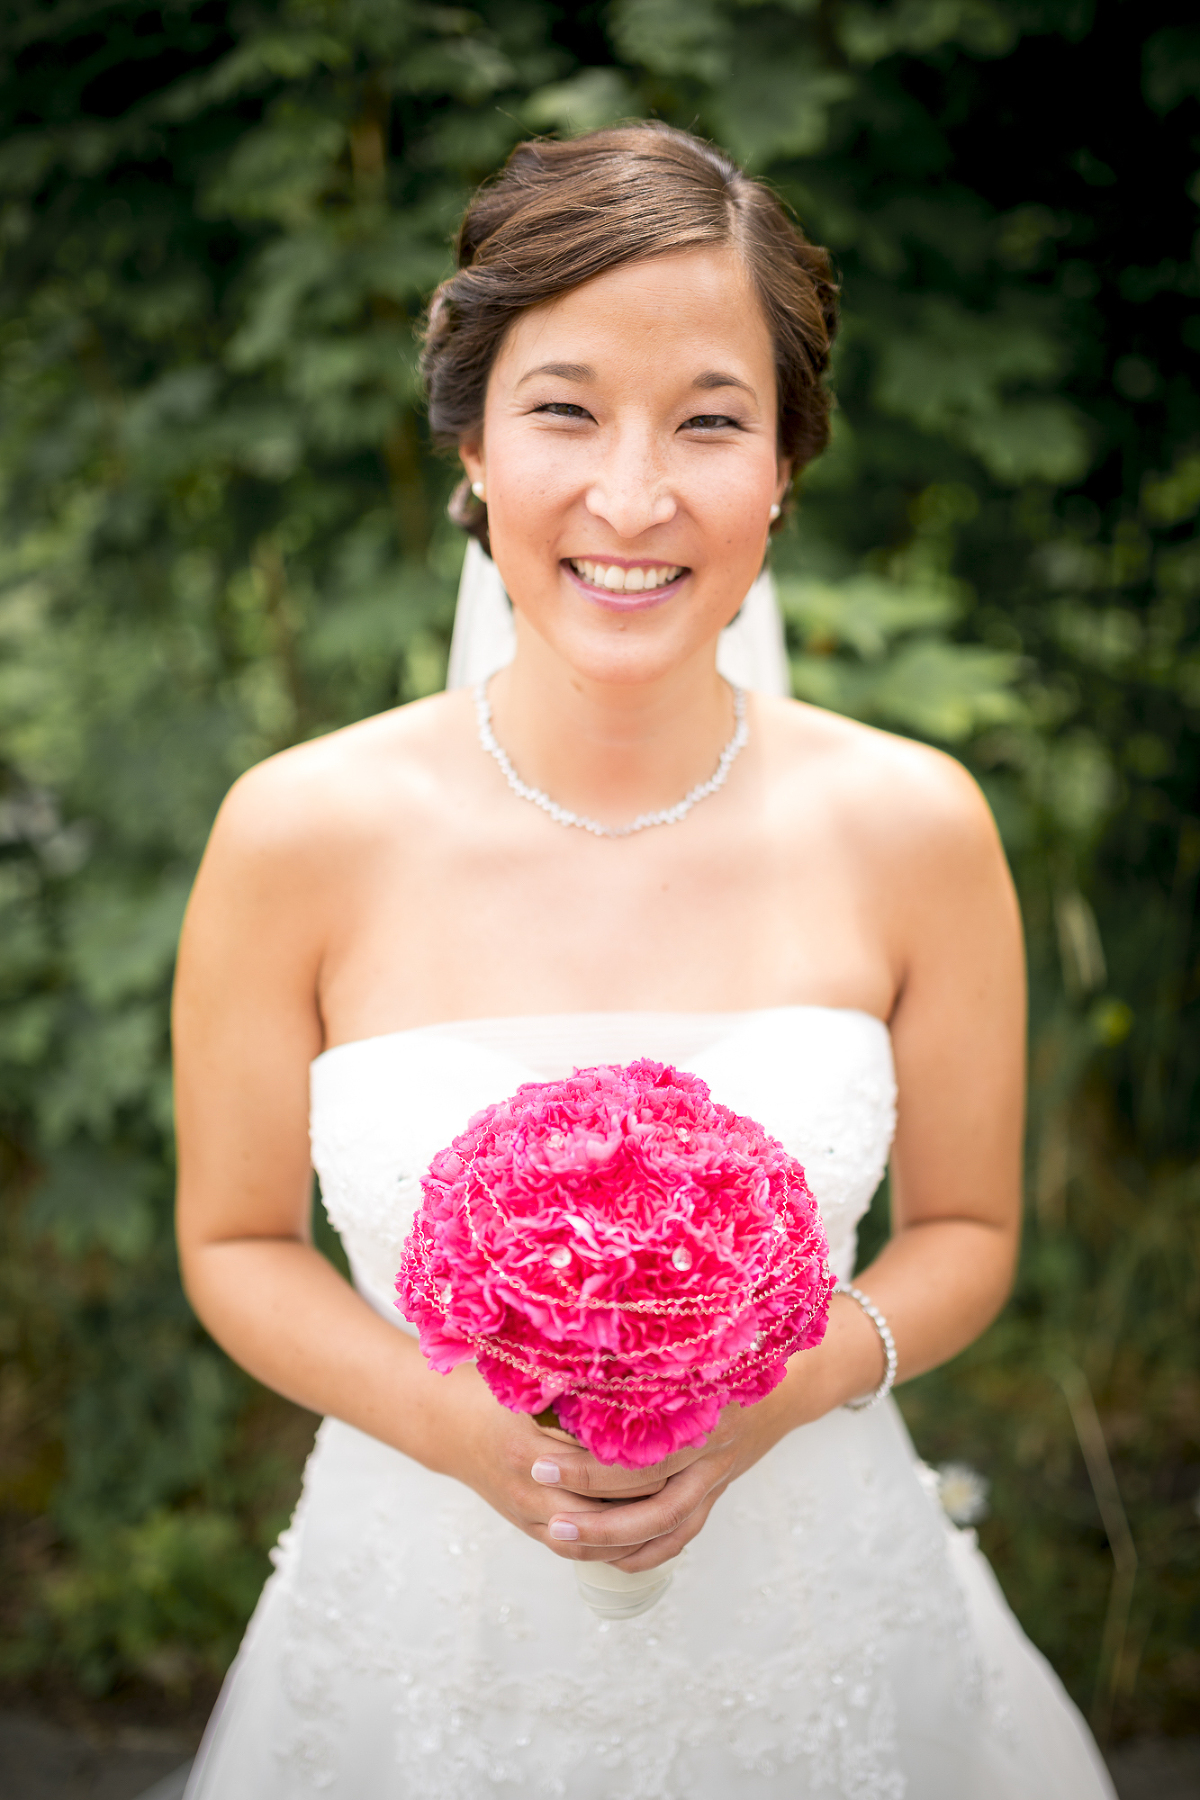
xmin=1143 ymin=27 xmax=1200 ymax=113
xmin=524 ymin=67 xmax=642 ymax=134
xmin=64 ymin=875 xmax=191 ymax=1010
xmin=957 ymin=400 xmax=1092 ymax=485
xmin=38 ymin=1005 xmax=165 ymax=1143
xmin=778 ymin=572 xmax=958 ymax=657
xmin=609 ymin=0 xmax=731 ymax=82
xmin=25 ymin=1148 xmax=160 ymax=1262
xmin=1141 ymin=452 xmax=1200 ymax=527
xmin=870 ymin=295 xmax=1091 ymax=482
xmin=713 ymin=43 xmax=854 ymax=167
xmin=837 ymin=0 xmax=1018 ymax=66
xmin=202 ymin=108 xmax=348 ymax=226
xmin=861 ymin=637 xmax=1023 ymax=739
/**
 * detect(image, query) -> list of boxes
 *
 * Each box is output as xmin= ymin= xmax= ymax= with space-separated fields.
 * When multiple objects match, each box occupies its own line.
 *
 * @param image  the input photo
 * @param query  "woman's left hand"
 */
xmin=530 ymin=1295 xmax=890 ymax=1569
xmin=529 ymin=1386 xmax=794 ymax=1572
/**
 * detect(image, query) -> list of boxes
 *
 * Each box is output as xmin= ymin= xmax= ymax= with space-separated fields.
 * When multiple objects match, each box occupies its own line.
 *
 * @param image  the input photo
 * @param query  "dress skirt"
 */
xmin=185 ymin=1399 xmax=1115 ymax=1799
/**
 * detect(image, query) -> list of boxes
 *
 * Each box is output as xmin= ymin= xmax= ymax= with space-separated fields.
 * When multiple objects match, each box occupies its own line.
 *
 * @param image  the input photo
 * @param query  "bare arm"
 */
xmin=836 ymin=747 xmax=1025 ymax=1378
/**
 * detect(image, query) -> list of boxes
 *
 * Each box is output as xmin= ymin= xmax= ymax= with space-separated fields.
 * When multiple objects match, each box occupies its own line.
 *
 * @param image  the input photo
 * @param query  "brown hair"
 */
xmin=420 ymin=122 xmax=838 ymax=550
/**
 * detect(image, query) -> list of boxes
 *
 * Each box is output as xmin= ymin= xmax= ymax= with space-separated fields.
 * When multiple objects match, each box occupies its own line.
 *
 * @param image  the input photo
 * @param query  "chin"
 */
xmin=505 ymin=574 xmax=747 ymax=689
xmin=528 ymin=615 xmax=727 ymax=688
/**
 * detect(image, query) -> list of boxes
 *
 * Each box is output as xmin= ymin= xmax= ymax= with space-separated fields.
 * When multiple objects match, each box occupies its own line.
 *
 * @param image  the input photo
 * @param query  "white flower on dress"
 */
xmin=936 ymin=1462 xmax=990 ymax=1526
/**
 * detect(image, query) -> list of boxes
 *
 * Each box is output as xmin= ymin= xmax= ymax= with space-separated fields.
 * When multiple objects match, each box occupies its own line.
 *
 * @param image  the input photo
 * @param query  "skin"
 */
xmin=175 ymin=244 xmax=1025 ymax=1575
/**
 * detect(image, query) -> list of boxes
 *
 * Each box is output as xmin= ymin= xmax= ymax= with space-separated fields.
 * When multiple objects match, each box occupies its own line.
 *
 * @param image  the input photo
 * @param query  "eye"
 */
xmin=681 ymin=413 xmax=743 ymax=431
xmin=533 ymin=402 xmax=593 ymax=420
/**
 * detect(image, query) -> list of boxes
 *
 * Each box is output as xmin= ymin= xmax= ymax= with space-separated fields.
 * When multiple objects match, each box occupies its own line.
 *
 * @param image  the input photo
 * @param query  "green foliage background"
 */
xmin=1 ymin=0 xmax=1196 ymax=1740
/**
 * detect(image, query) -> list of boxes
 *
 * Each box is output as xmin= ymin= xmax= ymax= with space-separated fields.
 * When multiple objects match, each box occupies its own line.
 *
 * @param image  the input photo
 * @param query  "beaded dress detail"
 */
xmin=185 ymin=1009 xmax=1115 ymax=1800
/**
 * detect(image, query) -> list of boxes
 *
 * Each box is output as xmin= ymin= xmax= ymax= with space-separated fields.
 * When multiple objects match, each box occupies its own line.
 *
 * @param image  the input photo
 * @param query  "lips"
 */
xmin=561 ymin=556 xmax=691 ymax=613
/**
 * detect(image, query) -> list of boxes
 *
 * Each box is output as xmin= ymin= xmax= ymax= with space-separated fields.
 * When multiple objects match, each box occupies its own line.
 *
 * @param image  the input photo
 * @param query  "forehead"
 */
xmin=490 ymin=245 xmax=776 ymax=392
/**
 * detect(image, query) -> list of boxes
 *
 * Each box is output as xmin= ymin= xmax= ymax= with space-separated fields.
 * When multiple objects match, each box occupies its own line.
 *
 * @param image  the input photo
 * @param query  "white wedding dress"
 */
xmin=185 ymin=1007 xmax=1115 ymax=1799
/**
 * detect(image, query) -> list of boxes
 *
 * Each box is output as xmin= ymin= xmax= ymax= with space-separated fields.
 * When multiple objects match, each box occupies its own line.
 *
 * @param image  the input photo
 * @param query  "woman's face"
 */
xmin=460 ymin=245 xmax=788 ymax=687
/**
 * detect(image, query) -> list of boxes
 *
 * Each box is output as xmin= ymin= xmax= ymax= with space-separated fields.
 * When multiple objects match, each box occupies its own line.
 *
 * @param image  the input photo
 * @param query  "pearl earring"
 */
xmin=769 ymin=502 xmax=781 ymax=522
xmin=471 ymin=480 xmax=486 ymax=501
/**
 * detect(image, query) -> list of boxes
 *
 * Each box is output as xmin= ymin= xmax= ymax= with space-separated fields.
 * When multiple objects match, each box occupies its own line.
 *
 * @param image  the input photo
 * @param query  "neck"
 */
xmin=486 ymin=628 xmax=740 ymax=829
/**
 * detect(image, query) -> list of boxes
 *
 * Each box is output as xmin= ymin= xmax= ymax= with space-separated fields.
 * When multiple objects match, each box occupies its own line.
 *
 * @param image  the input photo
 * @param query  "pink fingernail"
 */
xmin=531 ymin=1459 xmax=561 ymax=1484
xmin=549 ymin=1519 xmax=579 ymax=1540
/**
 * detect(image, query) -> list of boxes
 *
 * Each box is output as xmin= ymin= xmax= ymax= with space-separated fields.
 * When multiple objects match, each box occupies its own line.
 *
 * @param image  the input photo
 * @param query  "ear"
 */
xmin=773 ymin=456 xmax=793 ymax=508
xmin=459 ymin=436 xmax=485 ymax=491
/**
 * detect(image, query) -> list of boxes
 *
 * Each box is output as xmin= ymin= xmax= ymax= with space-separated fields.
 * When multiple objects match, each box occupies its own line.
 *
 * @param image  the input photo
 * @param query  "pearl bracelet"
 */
xmin=839 ymin=1285 xmax=898 ymax=1412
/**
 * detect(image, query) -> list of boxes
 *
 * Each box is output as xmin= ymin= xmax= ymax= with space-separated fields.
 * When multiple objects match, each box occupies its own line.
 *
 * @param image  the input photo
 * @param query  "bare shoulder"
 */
xmin=207 ymin=690 xmax=472 ymax=868
xmin=757 ymin=698 xmax=1021 ymax=1008
xmin=759 ymin=695 xmax=1003 ymax=870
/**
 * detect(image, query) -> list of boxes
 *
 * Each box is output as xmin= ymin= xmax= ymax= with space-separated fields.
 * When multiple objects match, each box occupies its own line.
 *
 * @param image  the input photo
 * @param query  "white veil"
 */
xmin=445 ymin=538 xmax=791 ymax=696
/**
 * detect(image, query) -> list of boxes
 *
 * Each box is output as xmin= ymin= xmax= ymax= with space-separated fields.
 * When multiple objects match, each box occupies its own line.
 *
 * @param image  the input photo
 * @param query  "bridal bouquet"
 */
xmin=396 ymin=1058 xmax=833 ymax=1616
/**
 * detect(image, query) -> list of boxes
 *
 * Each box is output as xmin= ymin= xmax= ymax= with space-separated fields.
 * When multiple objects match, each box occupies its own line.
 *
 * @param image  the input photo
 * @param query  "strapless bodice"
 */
xmin=309 ymin=1007 xmax=896 ymax=1323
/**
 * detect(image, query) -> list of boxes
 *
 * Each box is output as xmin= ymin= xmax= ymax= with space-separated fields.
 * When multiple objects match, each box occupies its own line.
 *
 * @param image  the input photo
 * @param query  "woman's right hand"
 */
xmin=430 ymin=1360 xmax=707 ymax=1566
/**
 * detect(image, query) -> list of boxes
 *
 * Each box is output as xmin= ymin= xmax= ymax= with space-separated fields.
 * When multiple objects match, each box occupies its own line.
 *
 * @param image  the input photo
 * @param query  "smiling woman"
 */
xmin=460 ymin=247 xmax=784 ymax=704
xmin=174 ymin=123 xmax=1116 ymax=1799
xmin=425 ymin=125 xmax=837 ymax=560
xmin=420 ymin=128 xmax=835 ymax=813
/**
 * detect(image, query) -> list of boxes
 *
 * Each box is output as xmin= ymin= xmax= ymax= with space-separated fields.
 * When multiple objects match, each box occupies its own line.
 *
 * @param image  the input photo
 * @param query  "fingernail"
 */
xmin=549 ymin=1519 xmax=579 ymax=1541
xmin=531 ymin=1459 xmax=561 ymax=1484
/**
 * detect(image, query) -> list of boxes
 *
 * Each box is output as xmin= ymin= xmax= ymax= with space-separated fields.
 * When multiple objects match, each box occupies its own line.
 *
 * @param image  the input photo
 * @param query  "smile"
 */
xmin=567 ymin=558 xmax=686 ymax=594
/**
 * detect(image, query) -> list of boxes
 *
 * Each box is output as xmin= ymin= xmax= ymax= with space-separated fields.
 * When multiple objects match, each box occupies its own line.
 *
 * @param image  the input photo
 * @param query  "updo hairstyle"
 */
xmin=421 ymin=122 xmax=838 ymax=553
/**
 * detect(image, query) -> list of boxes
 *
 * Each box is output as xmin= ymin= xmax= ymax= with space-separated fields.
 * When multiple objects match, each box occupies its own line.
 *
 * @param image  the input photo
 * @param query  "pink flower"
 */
xmin=396 ymin=1060 xmax=832 ymax=1467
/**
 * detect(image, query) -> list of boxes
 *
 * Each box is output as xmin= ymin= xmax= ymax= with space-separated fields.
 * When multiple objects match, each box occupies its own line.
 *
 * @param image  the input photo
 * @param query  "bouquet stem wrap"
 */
xmin=574 ymin=1557 xmax=674 ymax=1620
xmin=397 ymin=1060 xmax=834 ymax=1617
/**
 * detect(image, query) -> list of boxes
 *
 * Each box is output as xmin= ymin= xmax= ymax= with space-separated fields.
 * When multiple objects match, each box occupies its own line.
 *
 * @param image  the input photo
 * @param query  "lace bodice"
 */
xmin=309 ymin=1007 xmax=897 ymax=1324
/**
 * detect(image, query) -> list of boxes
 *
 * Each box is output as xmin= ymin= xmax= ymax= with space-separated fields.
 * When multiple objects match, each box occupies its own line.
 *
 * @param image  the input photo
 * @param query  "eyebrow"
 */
xmin=693 ymin=370 xmax=755 ymax=396
xmin=515 ymin=362 xmax=756 ymax=397
xmin=516 ymin=361 xmax=595 ymax=387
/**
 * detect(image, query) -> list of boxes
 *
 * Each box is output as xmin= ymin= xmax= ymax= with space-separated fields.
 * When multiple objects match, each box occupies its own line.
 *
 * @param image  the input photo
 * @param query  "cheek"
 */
xmin=688 ymin=455 xmax=776 ymax=545
xmin=488 ymin=431 xmax=576 ymax=531
xmin=484 ymin=444 xmax=568 ymax=593
xmin=685 ymin=431 xmax=778 ymax=501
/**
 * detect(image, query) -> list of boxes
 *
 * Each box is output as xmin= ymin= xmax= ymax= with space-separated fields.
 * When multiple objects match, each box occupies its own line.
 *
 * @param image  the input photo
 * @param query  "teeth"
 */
xmin=571 ymin=560 xmax=683 ymax=592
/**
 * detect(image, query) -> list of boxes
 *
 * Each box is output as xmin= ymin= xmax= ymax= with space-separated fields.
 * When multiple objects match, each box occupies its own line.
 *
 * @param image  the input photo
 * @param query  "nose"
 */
xmin=584 ymin=426 xmax=677 ymax=538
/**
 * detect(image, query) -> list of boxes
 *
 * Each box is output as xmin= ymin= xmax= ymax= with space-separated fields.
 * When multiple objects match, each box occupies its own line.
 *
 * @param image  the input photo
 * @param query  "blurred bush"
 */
xmin=0 ymin=0 xmax=1196 ymax=1740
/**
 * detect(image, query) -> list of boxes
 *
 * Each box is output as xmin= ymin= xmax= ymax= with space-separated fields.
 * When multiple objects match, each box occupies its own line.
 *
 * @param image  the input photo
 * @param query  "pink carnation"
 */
xmin=396 ymin=1060 xmax=833 ymax=1467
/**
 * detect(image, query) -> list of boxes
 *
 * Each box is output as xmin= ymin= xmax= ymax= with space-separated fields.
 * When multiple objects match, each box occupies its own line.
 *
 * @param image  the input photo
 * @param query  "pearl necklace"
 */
xmin=473 ymin=680 xmax=748 ymax=840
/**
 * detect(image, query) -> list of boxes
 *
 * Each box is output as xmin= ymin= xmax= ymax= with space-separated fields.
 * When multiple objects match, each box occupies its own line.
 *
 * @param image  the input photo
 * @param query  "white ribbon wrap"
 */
xmin=574 ymin=1558 xmax=674 ymax=1620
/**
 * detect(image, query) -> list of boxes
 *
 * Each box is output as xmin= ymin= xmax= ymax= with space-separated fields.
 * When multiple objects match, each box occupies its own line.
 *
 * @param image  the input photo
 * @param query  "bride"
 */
xmin=174 ymin=123 xmax=1115 ymax=1797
